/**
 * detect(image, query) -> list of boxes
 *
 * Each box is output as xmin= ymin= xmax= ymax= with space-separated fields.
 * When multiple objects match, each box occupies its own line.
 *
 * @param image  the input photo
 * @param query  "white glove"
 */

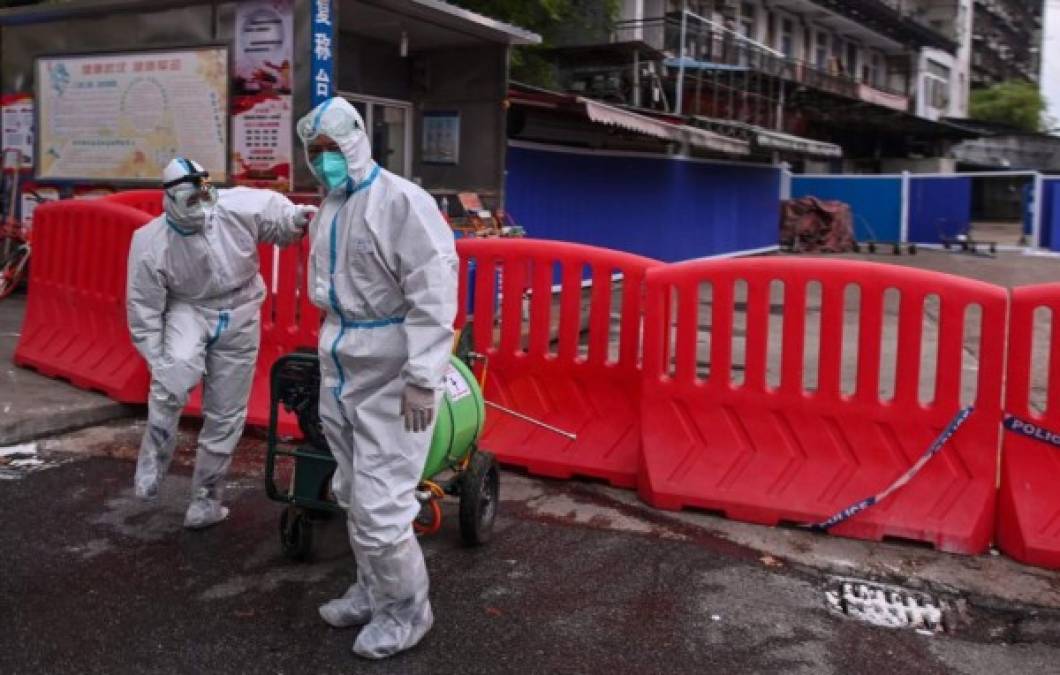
xmin=401 ymin=384 xmax=436 ymax=433
xmin=296 ymin=205 xmax=319 ymax=230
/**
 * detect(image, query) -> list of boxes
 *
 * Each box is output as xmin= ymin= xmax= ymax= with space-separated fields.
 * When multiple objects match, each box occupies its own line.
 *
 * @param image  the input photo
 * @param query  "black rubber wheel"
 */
xmin=459 ymin=450 xmax=500 ymax=546
xmin=892 ymin=243 xmax=900 ymax=255
xmin=280 ymin=507 xmax=313 ymax=561
xmin=908 ymin=244 xmax=918 ymax=255
xmin=943 ymin=241 xmax=951 ymax=250
xmin=868 ymin=242 xmax=876 ymax=253
xmin=990 ymin=243 xmax=997 ymax=254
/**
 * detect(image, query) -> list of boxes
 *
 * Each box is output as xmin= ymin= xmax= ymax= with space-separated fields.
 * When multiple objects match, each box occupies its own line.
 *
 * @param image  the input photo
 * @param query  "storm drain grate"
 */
xmin=825 ymin=578 xmax=954 ymax=633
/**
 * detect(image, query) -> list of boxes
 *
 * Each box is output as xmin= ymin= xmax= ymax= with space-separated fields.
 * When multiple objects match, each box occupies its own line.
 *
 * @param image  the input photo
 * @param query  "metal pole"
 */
xmin=484 ymin=401 xmax=578 ymax=440
xmin=633 ymin=48 xmax=641 ymax=107
xmin=1032 ymin=171 xmax=1045 ymax=248
xmin=900 ymin=170 xmax=911 ymax=243
xmin=775 ymin=79 xmax=785 ymax=130
xmin=676 ymin=7 xmax=688 ymax=115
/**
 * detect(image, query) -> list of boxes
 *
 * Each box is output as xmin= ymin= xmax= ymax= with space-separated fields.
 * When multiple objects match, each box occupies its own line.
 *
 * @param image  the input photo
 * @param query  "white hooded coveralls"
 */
xmin=128 ymin=175 xmax=308 ymax=527
xmin=297 ymin=97 xmax=458 ymax=659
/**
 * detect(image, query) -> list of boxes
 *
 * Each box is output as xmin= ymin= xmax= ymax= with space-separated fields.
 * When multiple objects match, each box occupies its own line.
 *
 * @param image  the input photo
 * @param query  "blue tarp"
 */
xmin=791 ymin=176 xmax=902 ymax=242
xmin=503 ymin=144 xmax=780 ymax=262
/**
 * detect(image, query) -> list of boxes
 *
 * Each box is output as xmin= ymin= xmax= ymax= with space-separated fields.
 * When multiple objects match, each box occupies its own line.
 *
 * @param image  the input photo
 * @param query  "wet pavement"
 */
xmin=2 ymin=447 xmax=1060 ymax=675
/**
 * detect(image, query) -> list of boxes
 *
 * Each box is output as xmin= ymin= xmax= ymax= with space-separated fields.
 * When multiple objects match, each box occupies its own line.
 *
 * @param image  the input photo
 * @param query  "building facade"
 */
xmin=545 ymin=0 xmax=975 ymax=171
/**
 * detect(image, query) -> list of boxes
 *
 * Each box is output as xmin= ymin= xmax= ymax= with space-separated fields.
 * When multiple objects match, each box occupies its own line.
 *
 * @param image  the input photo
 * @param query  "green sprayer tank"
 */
xmin=422 ymin=355 xmax=485 ymax=479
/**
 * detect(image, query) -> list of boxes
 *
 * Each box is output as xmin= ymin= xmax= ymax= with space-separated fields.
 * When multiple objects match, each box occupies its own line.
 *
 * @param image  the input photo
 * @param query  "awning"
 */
xmin=581 ymin=98 xmax=750 ymax=155
xmin=754 ymin=128 xmax=843 ymax=158
xmin=690 ymin=115 xmax=842 ymax=158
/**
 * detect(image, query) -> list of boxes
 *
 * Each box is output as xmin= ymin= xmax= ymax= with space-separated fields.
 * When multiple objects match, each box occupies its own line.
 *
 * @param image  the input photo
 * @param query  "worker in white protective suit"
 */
xmin=296 ymin=97 xmax=457 ymax=659
xmin=127 ymin=157 xmax=317 ymax=529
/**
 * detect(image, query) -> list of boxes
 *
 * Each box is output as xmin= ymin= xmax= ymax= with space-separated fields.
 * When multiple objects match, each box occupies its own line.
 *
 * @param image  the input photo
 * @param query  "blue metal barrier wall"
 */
xmin=790 ymin=176 xmax=902 ymax=242
xmin=1042 ymin=180 xmax=1060 ymax=251
xmin=908 ymin=177 xmax=972 ymax=243
xmin=503 ymin=144 xmax=780 ymax=262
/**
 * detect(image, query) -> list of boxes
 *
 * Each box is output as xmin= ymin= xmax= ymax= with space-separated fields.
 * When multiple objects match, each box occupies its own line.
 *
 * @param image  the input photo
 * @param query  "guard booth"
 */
xmin=0 ymin=0 xmax=539 ymax=222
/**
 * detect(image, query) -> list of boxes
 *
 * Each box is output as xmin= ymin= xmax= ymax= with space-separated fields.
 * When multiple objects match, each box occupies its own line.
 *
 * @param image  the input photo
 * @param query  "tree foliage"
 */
xmin=969 ymin=80 xmax=1048 ymax=133
xmin=449 ymin=0 xmax=619 ymax=88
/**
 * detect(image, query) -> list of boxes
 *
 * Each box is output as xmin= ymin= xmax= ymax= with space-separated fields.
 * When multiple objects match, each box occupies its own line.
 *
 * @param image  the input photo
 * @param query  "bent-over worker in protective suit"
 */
xmin=296 ymin=97 xmax=458 ymax=659
xmin=127 ymin=157 xmax=317 ymax=529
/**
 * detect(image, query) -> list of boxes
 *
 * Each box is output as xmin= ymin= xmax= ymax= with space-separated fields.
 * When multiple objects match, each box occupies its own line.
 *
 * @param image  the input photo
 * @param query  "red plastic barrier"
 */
xmin=100 ymin=189 xmax=164 ymax=217
xmin=184 ymin=238 xmax=318 ymax=437
xmin=457 ymin=238 xmax=662 ymax=488
xmin=997 ymin=283 xmax=1060 ymax=569
xmin=639 ymin=258 xmax=1006 ymax=554
xmin=14 ymin=200 xmax=153 ymax=402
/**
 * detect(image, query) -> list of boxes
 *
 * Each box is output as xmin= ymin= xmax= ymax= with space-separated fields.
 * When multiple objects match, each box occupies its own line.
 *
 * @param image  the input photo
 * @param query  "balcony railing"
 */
xmin=611 ymin=15 xmax=909 ymax=105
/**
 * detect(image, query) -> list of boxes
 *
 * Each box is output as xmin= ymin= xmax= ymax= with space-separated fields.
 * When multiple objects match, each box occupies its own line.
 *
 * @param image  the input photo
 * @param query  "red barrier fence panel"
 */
xmin=639 ymin=258 xmax=1006 ymax=554
xmin=997 ymin=283 xmax=1060 ymax=569
xmin=456 ymin=238 xmax=662 ymax=488
xmin=100 ymin=189 xmax=164 ymax=218
xmin=14 ymin=200 xmax=153 ymax=402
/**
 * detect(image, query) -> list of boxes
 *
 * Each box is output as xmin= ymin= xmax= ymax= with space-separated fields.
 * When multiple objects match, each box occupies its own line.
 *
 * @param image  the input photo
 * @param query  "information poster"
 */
xmin=232 ymin=0 xmax=293 ymax=190
xmin=20 ymin=185 xmax=60 ymax=231
xmin=1 ymin=93 xmax=34 ymax=170
xmin=423 ymin=111 xmax=460 ymax=165
xmin=36 ymin=47 xmax=229 ymax=182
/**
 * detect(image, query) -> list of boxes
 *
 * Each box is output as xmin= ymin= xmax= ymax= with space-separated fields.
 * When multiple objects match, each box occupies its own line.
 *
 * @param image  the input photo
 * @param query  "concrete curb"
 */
xmin=0 ymin=403 xmax=138 ymax=447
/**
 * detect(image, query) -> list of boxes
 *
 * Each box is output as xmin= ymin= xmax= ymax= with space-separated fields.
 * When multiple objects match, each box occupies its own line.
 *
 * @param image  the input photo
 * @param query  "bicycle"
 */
xmin=0 ymin=188 xmax=51 ymax=301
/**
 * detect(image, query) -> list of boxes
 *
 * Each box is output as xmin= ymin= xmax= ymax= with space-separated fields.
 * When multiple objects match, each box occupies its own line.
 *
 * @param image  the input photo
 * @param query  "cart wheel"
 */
xmin=908 ymin=244 xmax=918 ymax=255
xmin=279 ymin=507 xmax=313 ymax=561
xmin=459 ymin=451 xmax=499 ymax=546
xmin=852 ymin=242 xmax=861 ymax=253
xmin=868 ymin=242 xmax=876 ymax=253
xmin=943 ymin=241 xmax=951 ymax=250
xmin=989 ymin=243 xmax=997 ymax=254
xmin=892 ymin=243 xmax=901 ymax=255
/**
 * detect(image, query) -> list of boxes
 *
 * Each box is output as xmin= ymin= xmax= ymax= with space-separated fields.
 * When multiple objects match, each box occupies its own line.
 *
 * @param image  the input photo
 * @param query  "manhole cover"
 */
xmin=826 ymin=577 xmax=956 ymax=634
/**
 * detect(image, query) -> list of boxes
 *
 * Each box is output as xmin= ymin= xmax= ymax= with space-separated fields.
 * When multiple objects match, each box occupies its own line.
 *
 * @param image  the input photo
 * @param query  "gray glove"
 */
xmin=401 ymin=384 xmax=435 ymax=433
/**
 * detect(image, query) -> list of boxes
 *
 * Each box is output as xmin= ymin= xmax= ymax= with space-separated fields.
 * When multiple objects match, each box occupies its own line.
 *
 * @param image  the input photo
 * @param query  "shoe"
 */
xmin=352 ymin=601 xmax=433 ymax=660
xmin=319 ymin=584 xmax=372 ymax=628
xmin=183 ymin=495 xmax=230 ymax=529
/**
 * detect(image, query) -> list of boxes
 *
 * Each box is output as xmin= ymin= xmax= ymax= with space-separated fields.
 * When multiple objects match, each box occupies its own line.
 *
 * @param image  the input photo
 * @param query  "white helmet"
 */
xmin=162 ymin=157 xmax=216 ymax=233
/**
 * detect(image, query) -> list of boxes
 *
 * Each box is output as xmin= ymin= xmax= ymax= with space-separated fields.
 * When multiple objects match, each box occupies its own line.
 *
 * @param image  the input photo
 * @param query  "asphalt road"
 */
xmin=1 ymin=455 xmax=1058 ymax=675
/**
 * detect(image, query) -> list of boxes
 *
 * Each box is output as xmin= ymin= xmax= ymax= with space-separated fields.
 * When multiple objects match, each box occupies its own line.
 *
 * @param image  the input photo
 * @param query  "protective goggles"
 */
xmin=164 ymin=171 xmax=214 ymax=207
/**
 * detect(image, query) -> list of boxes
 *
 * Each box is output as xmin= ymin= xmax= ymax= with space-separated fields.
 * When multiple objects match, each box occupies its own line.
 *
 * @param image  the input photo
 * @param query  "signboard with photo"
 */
xmin=232 ymin=0 xmax=294 ymax=189
xmin=1 ymin=93 xmax=34 ymax=170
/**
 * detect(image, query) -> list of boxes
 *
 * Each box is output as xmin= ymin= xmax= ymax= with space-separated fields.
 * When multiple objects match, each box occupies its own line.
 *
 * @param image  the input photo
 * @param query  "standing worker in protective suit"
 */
xmin=296 ymin=97 xmax=457 ymax=659
xmin=127 ymin=157 xmax=317 ymax=528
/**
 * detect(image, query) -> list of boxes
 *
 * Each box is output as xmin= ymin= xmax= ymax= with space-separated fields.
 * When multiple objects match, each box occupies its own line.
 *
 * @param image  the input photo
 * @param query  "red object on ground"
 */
xmin=100 ymin=189 xmax=164 ymax=218
xmin=997 ymin=282 xmax=1060 ymax=569
xmin=14 ymin=200 xmax=153 ymax=402
xmin=638 ymin=257 xmax=1006 ymax=554
xmin=456 ymin=238 xmax=662 ymax=488
xmin=780 ymin=197 xmax=855 ymax=252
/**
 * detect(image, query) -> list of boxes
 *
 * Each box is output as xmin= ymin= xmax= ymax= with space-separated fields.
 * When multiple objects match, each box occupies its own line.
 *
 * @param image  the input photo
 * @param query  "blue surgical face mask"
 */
xmin=312 ymin=151 xmax=349 ymax=191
